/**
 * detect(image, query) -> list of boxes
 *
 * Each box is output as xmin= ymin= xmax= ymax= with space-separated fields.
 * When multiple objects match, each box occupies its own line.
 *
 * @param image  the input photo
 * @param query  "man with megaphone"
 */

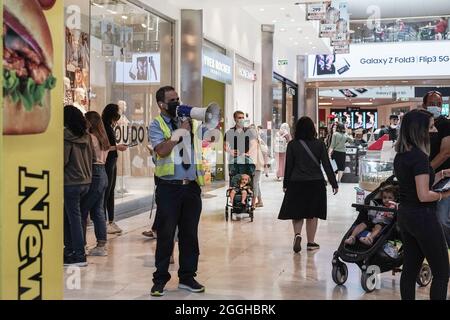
xmin=148 ymin=86 xmax=209 ymax=297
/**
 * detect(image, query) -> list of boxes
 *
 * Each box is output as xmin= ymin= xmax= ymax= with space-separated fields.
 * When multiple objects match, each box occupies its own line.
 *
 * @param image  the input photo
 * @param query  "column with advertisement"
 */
xmin=1 ymin=0 xmax=63 ymax=299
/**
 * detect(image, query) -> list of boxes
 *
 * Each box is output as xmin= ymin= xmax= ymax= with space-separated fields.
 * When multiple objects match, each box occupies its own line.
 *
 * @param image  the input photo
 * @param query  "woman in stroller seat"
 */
xmin=229 ymin=174 xmax=253 ymax=208
xmin=345 ymin=185 xmax=399 ymax=246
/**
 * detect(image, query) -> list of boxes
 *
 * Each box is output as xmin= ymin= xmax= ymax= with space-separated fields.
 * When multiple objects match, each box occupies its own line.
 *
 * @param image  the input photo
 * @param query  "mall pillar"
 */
xmin=261 ymin=24 xmax=274 ymax=128
xmin=180 ymin=9 xmax=203 ymax=107
xmin=297 ymin=55 xmax=318 ymax=125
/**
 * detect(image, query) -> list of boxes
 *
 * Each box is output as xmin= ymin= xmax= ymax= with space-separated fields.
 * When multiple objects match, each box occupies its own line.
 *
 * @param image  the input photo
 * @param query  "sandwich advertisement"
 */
xmin=1 ymin=0 xmax=63 ymax=299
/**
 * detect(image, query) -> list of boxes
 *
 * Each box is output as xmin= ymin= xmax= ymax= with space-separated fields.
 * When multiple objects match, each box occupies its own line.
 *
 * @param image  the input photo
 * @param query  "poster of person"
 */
xmin=320 ymin=0 xmax=348 ymax=38
xmin=101 ymin=21 xmax=115 ymax=56
xmin=306 ymin=1 xmax=331 ymax=20
xmin=116 ymin=53 xmax=161 ymax=84
xmin=136 ymin=56 xmax=148 ymax=80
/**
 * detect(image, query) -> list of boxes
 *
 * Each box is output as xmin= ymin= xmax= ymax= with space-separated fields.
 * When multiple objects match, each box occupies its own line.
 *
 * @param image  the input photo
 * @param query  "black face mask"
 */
xmin=166 ymin=101 xmax=180 ymax=118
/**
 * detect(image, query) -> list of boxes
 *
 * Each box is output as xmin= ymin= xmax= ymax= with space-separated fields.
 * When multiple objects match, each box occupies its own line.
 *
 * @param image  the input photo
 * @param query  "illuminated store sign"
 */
xmin=238 ymin=67 xmax=256 ymax=81
xmin=202 ymin=47 xmax=233 ymax=84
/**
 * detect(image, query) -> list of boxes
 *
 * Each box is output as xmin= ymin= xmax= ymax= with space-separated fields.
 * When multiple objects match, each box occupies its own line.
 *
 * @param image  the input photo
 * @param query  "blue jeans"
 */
xmin=81 ymin=164 xmax=108 ymax=244
xmin=436 ymin=196 xmax=450 ymax=248
xmin=64 ymin=184 xmax=90 ymax=257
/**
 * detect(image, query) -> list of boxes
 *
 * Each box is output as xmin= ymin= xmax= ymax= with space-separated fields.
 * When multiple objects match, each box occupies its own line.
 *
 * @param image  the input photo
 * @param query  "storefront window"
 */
xmin=90 ymin=1 xmax=173 ymax=201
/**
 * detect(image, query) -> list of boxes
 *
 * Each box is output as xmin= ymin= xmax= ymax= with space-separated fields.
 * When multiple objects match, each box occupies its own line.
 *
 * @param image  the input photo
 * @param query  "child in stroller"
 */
xmin=331 ymin=176 xmax=432 ymax=292
xmin=225 ymin=161 xmax=256 ymax=222
xmin=344 ymin=185 xmax=398 ymax=246
xmin=229 ymin=174 xmax=253 ymax=209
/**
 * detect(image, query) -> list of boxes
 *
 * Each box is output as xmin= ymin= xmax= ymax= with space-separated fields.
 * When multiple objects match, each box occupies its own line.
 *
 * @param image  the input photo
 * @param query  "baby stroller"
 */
xmin=331 ymin=175 xmax=433 ymax=293
xmin=225 ymin=159 xmax=256 ymax=222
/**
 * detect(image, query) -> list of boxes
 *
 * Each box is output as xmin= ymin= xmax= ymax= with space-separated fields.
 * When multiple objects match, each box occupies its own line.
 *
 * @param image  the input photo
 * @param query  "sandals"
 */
xmin=344 ymin=236 xmax=356 ymax=245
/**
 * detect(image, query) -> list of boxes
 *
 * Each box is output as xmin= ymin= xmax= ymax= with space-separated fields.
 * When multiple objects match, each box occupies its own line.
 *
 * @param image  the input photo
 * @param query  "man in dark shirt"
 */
xmin=421 ymin=90 xmax=450 ymax=246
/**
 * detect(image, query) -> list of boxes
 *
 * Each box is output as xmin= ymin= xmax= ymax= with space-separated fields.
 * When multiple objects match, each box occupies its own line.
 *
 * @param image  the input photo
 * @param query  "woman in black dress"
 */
xmin=278 ymin=117 xmax=339 ymax=253
xmin=394 ymin=109 xmax=450 ymax=300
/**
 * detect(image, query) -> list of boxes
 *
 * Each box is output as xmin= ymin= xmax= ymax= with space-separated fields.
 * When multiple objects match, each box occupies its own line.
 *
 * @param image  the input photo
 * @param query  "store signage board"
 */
xmin=238 ymin=66 xmax=256 ymax=81
xmin=202 ymin=47 xmax=233 ymax=84
xmin=320 ymin=87 xmax=415 ymax=99
xmin=306 ymin=1 xmax=331 ymax=20
xmin=307 ymin=41 xmax=450 ymax=80
xmin=278 ymin=59 xmax=289 ymax=66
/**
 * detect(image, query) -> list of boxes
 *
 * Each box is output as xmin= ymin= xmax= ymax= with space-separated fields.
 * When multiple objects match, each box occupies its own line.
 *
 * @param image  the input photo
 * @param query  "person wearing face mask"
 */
xmin=224 ymin=111 xmax=258 ymax=179
xmin=147 ymin=86 xmax=206 ymax=297
xmin=421 ymin=90 xmax=450 ymax=248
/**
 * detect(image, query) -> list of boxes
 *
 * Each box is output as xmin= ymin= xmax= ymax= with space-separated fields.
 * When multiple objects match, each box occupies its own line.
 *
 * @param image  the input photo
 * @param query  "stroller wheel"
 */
xmin=361 ymin=270 xmax=377 ymax=293
xmin=332 ymin=262 xmax=348 ymax=285
xmin=416 ymin=263 xmax=432 ymax=287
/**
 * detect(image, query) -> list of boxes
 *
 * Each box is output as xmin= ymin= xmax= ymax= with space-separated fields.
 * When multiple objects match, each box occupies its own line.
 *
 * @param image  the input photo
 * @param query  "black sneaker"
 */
xmin=64 ymin=254 xmax=88 ymax=267
xmin=178 ymin=278 xmax=205 ymax=293
xmin=307 ymin=242 xmax=320 ymax=251
xmin=150 ymin=283 xmax=165 ymax=297
xmin=293 ymin=234 xmax=302 ymax=253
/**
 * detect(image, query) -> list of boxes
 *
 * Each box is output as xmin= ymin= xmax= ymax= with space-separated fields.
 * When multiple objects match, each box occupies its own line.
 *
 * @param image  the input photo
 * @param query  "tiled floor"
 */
xmin=64 ymin=175 xmax=449 ymax=300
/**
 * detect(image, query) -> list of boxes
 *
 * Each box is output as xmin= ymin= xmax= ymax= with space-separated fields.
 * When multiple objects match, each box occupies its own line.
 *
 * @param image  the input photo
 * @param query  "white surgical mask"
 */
xmin=427 ymin=106 xmax=441 ymax=118
xmin=237 ymin=119 xmax=245 ymax=127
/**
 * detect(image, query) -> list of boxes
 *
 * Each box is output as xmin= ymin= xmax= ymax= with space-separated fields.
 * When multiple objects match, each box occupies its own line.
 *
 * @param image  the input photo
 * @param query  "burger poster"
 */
xmin=1 ymin=0 xmax=63 ymax=299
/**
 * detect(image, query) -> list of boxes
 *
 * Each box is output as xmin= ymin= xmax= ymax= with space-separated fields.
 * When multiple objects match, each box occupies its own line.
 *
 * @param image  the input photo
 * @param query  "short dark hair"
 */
xmin=64 ymin=105 xmax=87 ymax=137
xmin=380 ymin=185 xmax=399 ymax=200
xmin=294 ymin=116 xmax=317 ymax=140
xmin=102 ymin=103 xmax=120 ymax=125
xmin=336 ymin=123 xmax=346 ymax=133
xmin=423 ymin=90 xmax=442 ymax=105
xmin=156 ymin=86 xmax=175 ymax=104
xmin=233 ymin=111 xmax=245 ymax=119
xmin=389 ymin=114 xmax=399 ymax=120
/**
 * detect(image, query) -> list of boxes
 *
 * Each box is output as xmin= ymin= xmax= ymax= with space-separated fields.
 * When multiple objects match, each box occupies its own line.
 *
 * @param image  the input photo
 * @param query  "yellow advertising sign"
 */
xmin=1 ymin=0 xmax=63 ymax=300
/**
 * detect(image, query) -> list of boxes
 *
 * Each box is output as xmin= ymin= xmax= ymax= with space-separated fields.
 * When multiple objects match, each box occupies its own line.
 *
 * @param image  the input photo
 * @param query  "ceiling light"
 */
xmin=280 ymin=28 xmax=286 ymax=32
xmin=148 ymin=27 xmax=154 ymax=31
xmin=305 ymin=36 xmax=309 ymax=39
xmin=280 ymin=7 xmax=285 ymax=10
xmin=107 ymin=9 xmax=117 ymax=14
xmin=291 ymin=19 xmax=295 ymax=22
xmin=121 ymin=15 xmax=128 ymax=20
xmin=141 ymin=23 xmax=147 ymax=28
xmin=294 ymin=42 xmax=299 ymax=45
xmin=260 ymin=8 xmax=265 ymax=11
xmin=272 ymin=19 xmax=277 ymax=23
xmin=289 ymin=37 xmax=294 ymax=41
xmin=319 ymin=102 xmax=332 ymax=106
xmin=312 ymin=46 xmax=316 ymax=49
xmin=297 ymin=28 xmax=302 ymax=32
xmin=309 ymin=42 xmax=313 ymax=45
xmin=352 ymin=102 xmax=374 ymax=106
xmin=92 ymin=3 xmax=103 ymax=8
xmin=331 ymin=98 xmax=334 ymax=100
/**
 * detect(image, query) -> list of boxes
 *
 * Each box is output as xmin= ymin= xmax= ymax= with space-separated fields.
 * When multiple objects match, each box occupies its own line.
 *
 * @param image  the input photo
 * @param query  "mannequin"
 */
xmin=73 ymin=88 xmax=87 ymax=115
xmin=116 ymin=100 xmax=131 ymax=194
xmin=64 ymin=76 xmax=73 ymax=105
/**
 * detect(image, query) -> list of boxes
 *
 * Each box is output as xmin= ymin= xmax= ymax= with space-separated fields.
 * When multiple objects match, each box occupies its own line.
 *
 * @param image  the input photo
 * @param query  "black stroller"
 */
xmin=331 ymin=175 xmax=433 ymax=293
xmin=225 ymin=159 xmax=256 ymax=222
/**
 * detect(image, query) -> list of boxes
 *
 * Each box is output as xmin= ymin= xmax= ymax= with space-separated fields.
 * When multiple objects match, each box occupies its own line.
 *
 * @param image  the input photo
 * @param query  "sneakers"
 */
xmin=64 ymin=254 xmax=88 ymax=267
xmin=107 ymin=222 xmax=122 ymax=234
xmin=142 ymin=230 xmax=156 ymax=239
xmin=307 ymin=242 xmax=320 ymax=251
xmin=150 ymin=283 xmax=165 ymax=297
xmin=178 ymin=278 xmax=205 ymax=293
xmin=88 ymin=246 xmax=108 ymax=256
xmin=293 ymin=234 xmax=302 ymax=253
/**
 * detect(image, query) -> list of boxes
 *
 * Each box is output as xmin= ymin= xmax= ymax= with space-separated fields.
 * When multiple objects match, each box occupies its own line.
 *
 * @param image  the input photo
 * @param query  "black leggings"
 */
xmin=104 ymin=158 xmax=117 ymax=223
xmin=398 ymin=206 xmax=449 ymax=300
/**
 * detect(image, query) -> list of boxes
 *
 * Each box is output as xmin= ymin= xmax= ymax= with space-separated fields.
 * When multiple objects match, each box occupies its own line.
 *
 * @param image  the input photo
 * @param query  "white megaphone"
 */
xmin=175 ymin=102 xmax=221 ymax=129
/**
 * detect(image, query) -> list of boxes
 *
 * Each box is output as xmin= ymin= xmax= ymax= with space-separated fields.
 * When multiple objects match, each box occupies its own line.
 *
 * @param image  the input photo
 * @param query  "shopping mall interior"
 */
xmin=1 ymin=0 xmax=450 ymax=303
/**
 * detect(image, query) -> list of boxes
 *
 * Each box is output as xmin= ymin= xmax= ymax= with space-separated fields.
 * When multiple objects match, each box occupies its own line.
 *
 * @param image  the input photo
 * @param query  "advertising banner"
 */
xmin=306 ymin=1 xmax=331 ymax=20
xmin=115 ymin=53 xmax=161 ymax=84
xmin=1 ymin=0 xmax=63 ymax=299
xmin=320 ymin=0 xmax=347 ymax=38
xmin=308 ymin=41 xmax=450 ymax=80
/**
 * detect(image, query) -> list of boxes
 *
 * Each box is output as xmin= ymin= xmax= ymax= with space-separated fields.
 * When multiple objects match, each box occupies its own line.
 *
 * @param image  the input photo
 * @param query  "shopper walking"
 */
xmin=274 ymin=123 xmax=291 ymax=181
xmin=421 ymin=90 xmax=450 ymax=248
xmin=394 ymin=109 xmax=450 ymax=300
xmin=64 ymin=105 xmax=95 ymax=266
xmin=328 ymin=123 xmax=353 ymax=182
xmin=80 ymin=111 xmax=110 ymax=256
xmin=102 ymin=104 xmax=128 ymax=235
xmin=278 ymin=117 xmax=338 ymax=253
xmin=249 ymin=124 xmax=269 ymax=207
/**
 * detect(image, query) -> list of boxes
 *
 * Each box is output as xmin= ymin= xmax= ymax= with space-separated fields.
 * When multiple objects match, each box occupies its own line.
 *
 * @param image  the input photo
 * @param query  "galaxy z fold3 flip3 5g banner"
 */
xmin=1 ymin=0 xmax=63 ymax=300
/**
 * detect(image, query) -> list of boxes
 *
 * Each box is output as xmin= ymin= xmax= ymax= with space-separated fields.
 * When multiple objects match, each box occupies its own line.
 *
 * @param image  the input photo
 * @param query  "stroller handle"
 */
xmin=351 ymin=203 xmax=397 ymax=213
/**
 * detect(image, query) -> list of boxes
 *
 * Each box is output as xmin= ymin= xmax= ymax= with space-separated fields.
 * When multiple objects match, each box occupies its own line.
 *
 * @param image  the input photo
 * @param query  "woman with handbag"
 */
xmin=274 ymin=123 xmax=292 ymax=181
xmin=278 ymin=117 xmax=338 ymax=253
xmin=328 ymin=123 xmax=354 ymax=182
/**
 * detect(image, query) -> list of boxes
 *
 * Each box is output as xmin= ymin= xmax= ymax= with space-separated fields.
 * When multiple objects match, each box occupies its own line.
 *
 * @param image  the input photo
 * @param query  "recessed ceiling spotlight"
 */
xmin=289 ymin=37 xmax=294 ymax=41
xmin=272 ymin=19 xmax=277 ymax=23
xmin=121 ymin=15 xmax=128 ymax=20
xmin=312 ymin=46 xmax=316 ymax=49
xmin=291 ymin=19 xmax=295 ymax=22
xmin=297 ymin=27 xmax=302 ymax=31
xmin=305 ymin=36 xmax=309 ymax=39
xmin=260 ymin=8 xmax=265 ymax=11
xmin=294 ymin=42 xmax=299 ymax=45
xmin=309 ymin=42 xmax=313 ymax=45
xmin=280 ymin=28 xmax=286 ymax=32
xmin=141 ymin=23 xmax=147 ymax=28
xmin=280 ymin=7 xmax=285 ymax=10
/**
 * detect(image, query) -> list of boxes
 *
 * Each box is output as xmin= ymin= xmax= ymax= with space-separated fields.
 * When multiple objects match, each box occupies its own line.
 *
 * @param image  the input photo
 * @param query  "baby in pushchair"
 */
xmin=344 ymin=185 xmax=399 ymax=246
xmin=229 ymin=174 xmax=253 ymax=208
xmin=225 ymin=161 xmax=256 ymax=222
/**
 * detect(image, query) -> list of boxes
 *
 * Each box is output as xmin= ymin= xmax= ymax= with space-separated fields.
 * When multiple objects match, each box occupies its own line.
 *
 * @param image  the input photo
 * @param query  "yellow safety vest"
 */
xmin=154 ymin=116 xmax=205 ymax=186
